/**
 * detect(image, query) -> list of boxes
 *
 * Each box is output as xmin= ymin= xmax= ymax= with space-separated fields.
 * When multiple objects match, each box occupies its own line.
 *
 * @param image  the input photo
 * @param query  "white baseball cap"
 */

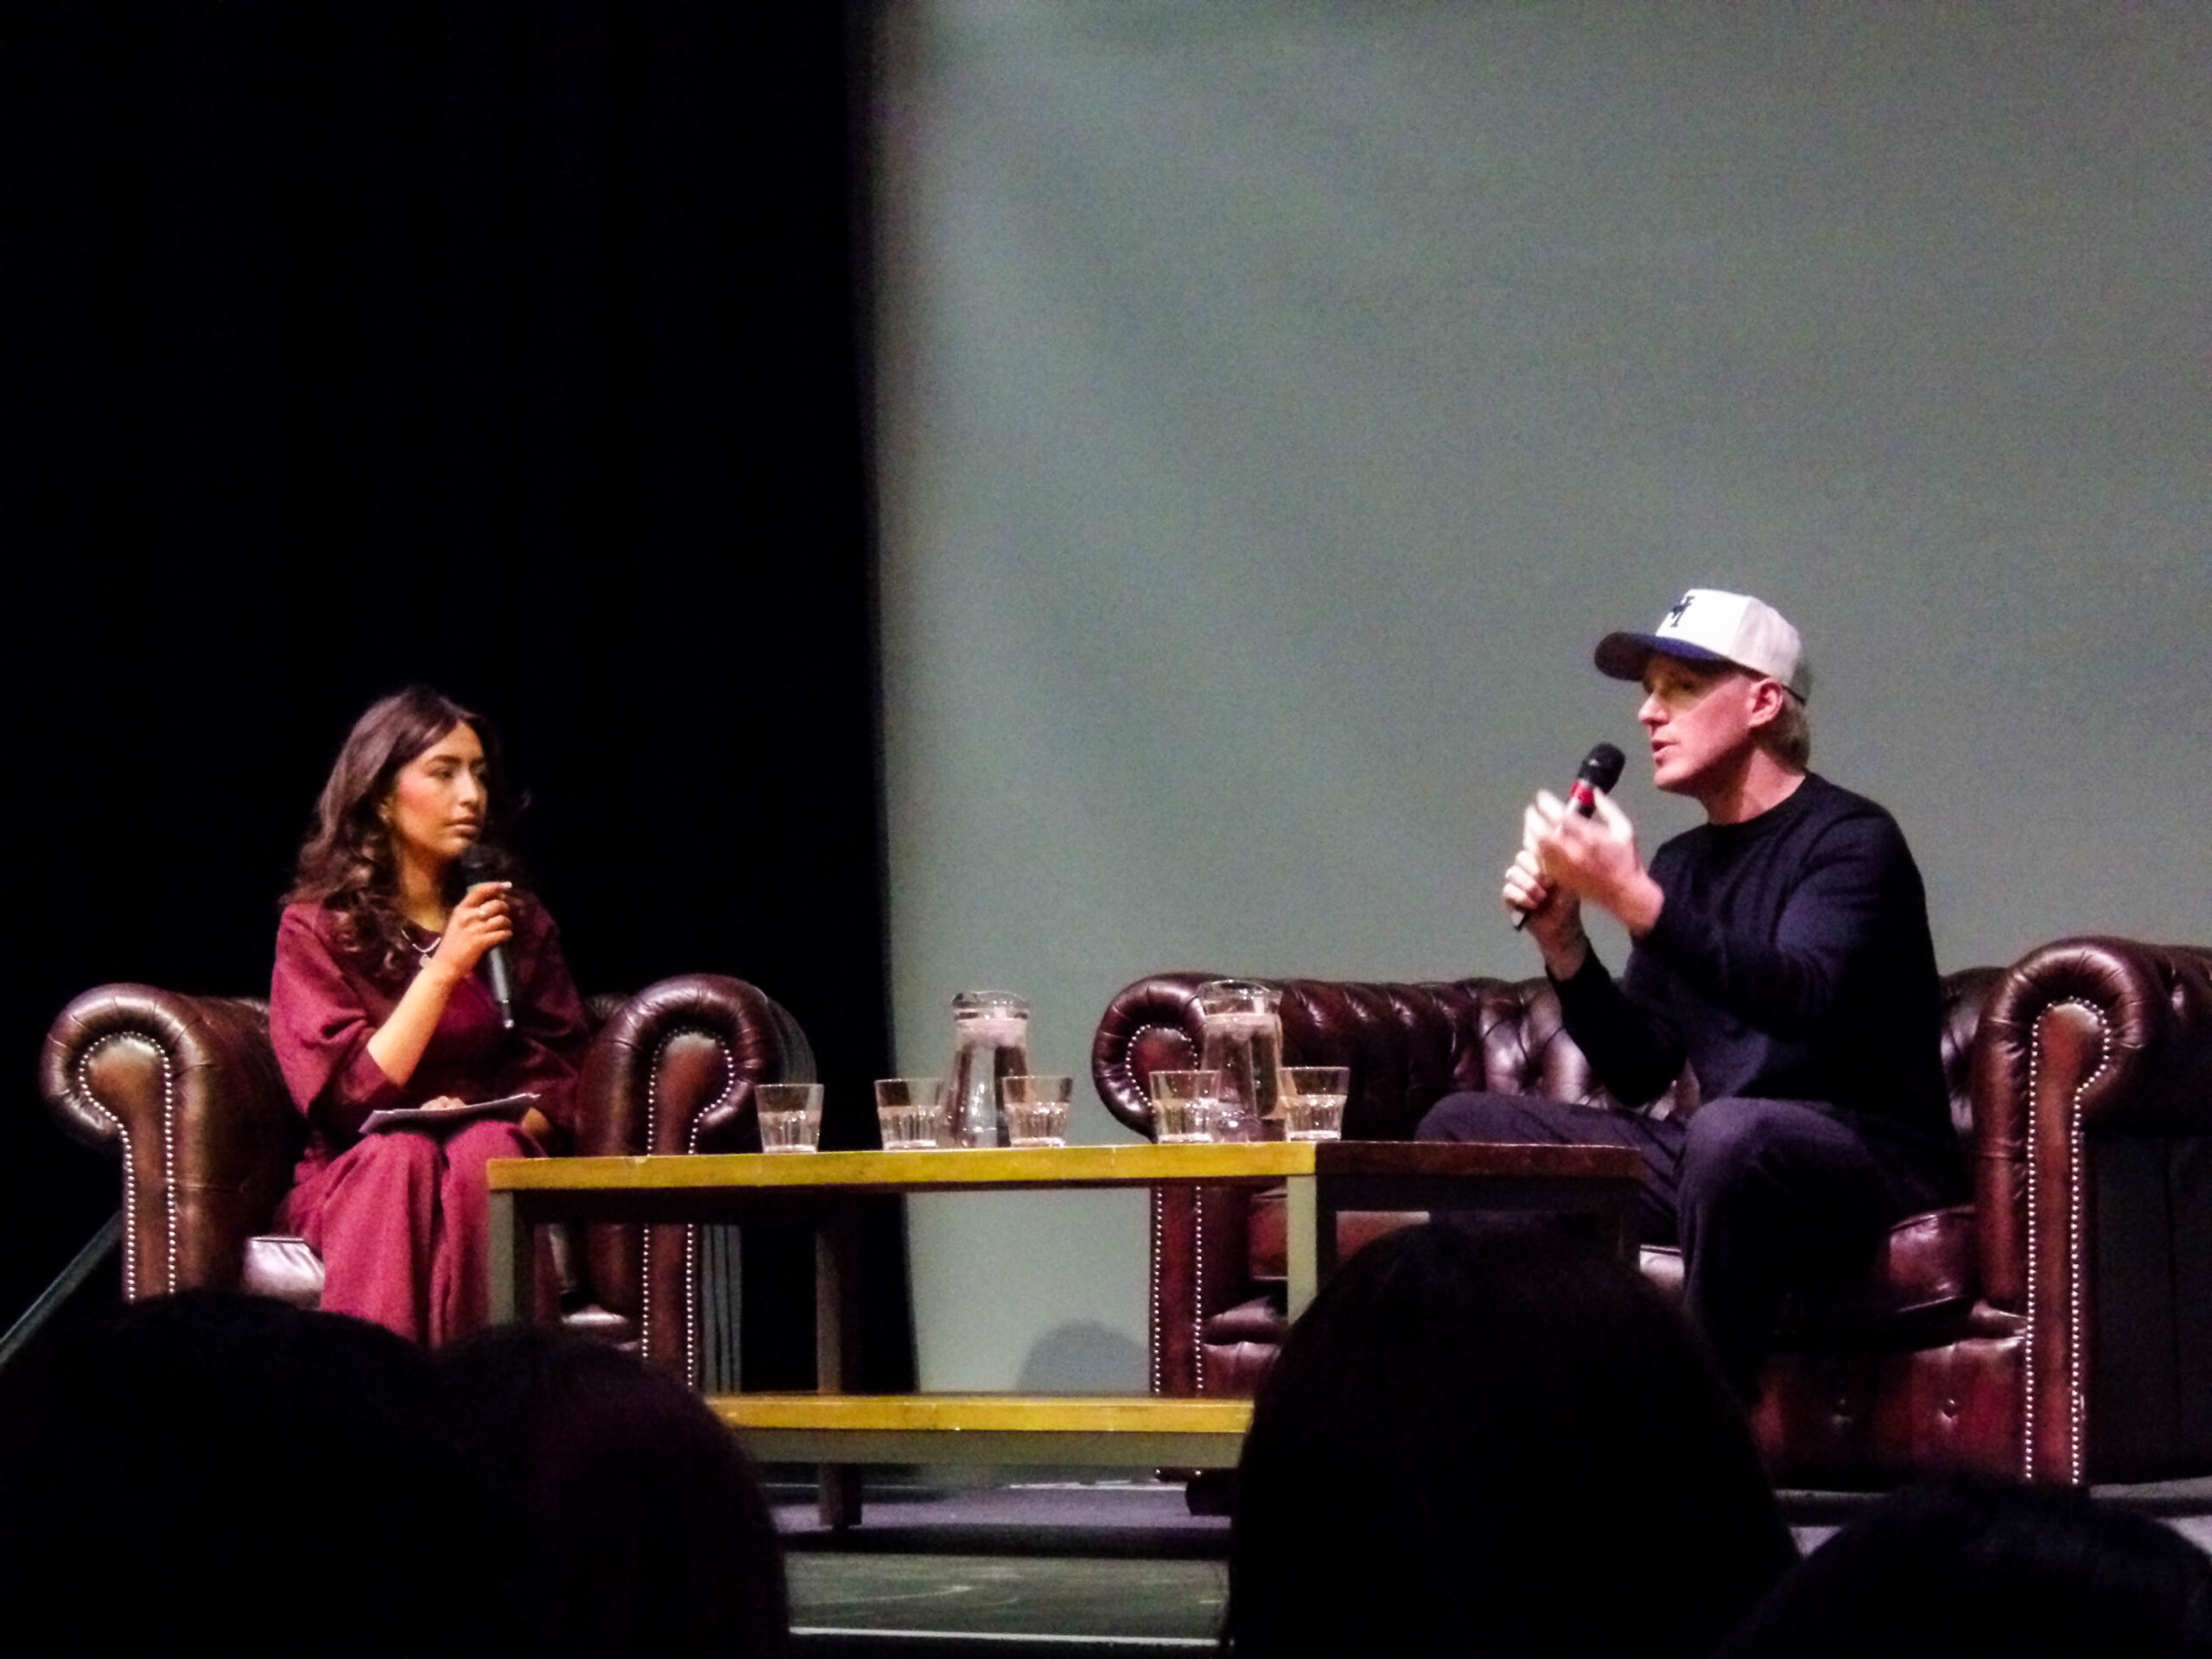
xmin=1593 ymin=588 xmax=1810 ymax=702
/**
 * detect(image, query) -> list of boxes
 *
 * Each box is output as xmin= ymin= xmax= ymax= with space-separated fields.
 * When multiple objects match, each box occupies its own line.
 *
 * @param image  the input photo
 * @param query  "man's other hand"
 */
xmin=1529 ymin=787 xmax=1665 ymax=938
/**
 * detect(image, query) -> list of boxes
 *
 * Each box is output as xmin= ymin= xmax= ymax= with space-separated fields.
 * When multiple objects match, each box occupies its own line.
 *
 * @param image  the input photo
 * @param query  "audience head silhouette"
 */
xmin=1719 ymin=1477 xmax=2212 ymax=1657
xmin=437 ymin=1324 xmax=789 ymax=1657
xmin=0 ymin=1292 xmax=500 ymax=1655
xmin=1226 ymin=1223 xmax=1796 ymax=1658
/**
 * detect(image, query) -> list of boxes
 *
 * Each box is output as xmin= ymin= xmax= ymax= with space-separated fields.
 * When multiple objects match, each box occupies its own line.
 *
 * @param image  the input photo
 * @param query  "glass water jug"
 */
xmin=943 ymin=989 xmax=1033 ymax=1148
xmin=1195 ymin=979 xmax=1283 ymax=1141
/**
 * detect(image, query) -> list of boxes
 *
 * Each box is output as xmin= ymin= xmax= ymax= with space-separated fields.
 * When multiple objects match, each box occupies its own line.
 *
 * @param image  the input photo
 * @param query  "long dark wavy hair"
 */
xmin=287 ymin=686 xmax=514 ymax=983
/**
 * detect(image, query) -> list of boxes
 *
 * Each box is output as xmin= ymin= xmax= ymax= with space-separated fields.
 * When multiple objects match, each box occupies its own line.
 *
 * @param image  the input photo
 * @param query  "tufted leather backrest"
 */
xmin=1096 ymin=968 xmax=2002 ymax=1147
xmin=1937 ymin=966 xmax=2004 ymax=1141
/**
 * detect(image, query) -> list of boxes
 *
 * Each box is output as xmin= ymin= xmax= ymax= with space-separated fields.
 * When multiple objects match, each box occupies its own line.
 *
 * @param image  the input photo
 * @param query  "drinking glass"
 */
xmin=1149 ymin=1069 xmax=1221 ymax=1145
xmin=1001 ymin=1074 xmax=1073 ymax=1147
xmin=1277 ymin=1066 xmax=1350 ymax=1141
xmin=756 ymin=1082 xmax=825 ymax=1153
xmin=874 ymin=1077 xmax=945 ymax=1151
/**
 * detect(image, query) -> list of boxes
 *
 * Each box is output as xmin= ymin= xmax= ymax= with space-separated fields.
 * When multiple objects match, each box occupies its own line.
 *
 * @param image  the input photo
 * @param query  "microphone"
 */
xmin=1510 ymin=742 xmax=1627 ymax=931
xmin=454 ymin=843 xmax=517 ymax=1029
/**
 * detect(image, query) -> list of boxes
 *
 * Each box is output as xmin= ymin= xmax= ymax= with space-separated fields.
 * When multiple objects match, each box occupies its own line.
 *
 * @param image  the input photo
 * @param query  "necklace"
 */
xmin=403 ymin=920 xmax=441 ymax=965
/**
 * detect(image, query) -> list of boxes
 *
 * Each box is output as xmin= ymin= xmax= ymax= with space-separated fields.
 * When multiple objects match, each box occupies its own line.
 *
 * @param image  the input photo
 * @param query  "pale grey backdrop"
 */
xmin=870 ymin=1 xmax=2211 ymax=1391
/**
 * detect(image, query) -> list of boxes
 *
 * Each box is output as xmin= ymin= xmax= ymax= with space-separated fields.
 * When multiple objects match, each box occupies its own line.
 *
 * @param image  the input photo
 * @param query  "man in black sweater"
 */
xmin=1419 ymin=588 xmax=1966 ymax=1398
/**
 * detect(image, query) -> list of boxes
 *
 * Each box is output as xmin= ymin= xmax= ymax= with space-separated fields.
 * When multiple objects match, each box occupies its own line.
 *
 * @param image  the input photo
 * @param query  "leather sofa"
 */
xmin=38 ymin=974 xmax=812 ymax=1382
xmin=1091 ymin=938 xmax=2212 ymax=1488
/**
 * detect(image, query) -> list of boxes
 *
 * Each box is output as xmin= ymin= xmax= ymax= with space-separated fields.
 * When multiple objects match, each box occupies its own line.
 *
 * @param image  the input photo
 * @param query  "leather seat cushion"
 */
xmin=238 ymin=1233 xmax=641 ymax=1345
xmin=1237 ymin=1190 xmax=1978 ymax=1326
xmin=241 ymin=1234 xmax=326 ymax=1310
xmin=1639 ymin=1204 xmax=1980 ymax=1329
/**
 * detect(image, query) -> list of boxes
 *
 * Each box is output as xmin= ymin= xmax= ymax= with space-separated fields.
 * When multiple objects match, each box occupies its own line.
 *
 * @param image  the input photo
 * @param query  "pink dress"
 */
xmin=268 ymin=899 xmax=592 ymax=1344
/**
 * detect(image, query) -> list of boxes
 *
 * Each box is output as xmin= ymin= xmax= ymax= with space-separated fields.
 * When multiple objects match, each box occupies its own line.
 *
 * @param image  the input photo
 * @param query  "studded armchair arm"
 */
xmin=1968 ymin=937 xmax=2212 ymax=1483
xmin=38 ymin=986 xmax=299 ymax=1300
xmin=571 ymin=974 xmax=816 ymax=1382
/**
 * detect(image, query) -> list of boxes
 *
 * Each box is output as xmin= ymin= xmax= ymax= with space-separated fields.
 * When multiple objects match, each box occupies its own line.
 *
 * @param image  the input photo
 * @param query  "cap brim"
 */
xmin=1592 ymin=630 xmax=1733 ymax=682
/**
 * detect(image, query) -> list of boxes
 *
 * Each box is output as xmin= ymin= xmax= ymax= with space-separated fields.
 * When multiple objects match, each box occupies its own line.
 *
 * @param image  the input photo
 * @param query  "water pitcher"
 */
xmin=943 ymin=990 xmax=1033 ymax=1148
xmin=1195 ymin=979 xmax=1283 ymax=1141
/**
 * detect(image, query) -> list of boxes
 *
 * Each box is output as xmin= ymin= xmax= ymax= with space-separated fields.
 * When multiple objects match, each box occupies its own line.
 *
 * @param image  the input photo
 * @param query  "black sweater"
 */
xmin=1553 ymin=773 xmax=1955 ymax=1146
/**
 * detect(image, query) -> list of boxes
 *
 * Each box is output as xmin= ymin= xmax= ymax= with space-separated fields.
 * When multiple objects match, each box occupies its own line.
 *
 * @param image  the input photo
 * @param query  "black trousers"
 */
xmin=1415 ymin=1091 xmax=1960 ymax=1398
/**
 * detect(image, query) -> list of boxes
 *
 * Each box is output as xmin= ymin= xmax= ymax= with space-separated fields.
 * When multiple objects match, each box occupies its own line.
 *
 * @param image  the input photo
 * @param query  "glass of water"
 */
xmin=756 ymin=1082 xmax=825 ymax=1153
xmin=1001 ymin=1074 xmax=1073 ymax=1147
xmin=1277 ymin=1066 xmax=1351 ymax=1141
xmin=1149 ymin=1070 xmax=1221 ymax=1144
xmin=874 ymin=1077 xmax=945 ymax=1150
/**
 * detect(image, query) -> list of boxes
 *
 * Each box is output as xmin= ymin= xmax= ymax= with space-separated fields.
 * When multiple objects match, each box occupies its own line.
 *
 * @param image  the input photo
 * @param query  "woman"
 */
xmin=269 ymin=687 xmax=592 ymax=1344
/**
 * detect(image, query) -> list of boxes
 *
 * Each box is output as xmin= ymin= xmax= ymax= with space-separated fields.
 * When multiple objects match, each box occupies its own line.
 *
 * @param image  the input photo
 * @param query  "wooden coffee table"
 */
xmin=486 ymin=1139 xmax=1641 ymax=1524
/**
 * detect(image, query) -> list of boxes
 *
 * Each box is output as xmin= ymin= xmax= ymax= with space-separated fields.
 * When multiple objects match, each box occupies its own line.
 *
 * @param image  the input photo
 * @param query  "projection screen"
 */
xmin=871 ymin=1 xmax=2211 ymax=1390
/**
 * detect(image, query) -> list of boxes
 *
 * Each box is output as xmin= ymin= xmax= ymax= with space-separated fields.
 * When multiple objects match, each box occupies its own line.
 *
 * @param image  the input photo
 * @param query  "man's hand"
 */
xmin=1503 ymin=794 xmax=1591 ymax=978
xmin=1528 ymin=787 xmax=1665 ymax=938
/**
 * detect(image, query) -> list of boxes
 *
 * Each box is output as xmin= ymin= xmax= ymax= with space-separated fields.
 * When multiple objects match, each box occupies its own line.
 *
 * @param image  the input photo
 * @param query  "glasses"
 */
xmin=1001 ymin=1074 xmax=1073 ymax=1147
xmin=1148 ymin=1070 xmax=1220 ymax=1144
xmin=874 ymin=1077 xmax=945 ymax=1150
xmin=1276 ymin=1066 xmax=1350 ymax=1141
xmin=755 ymin=1082 xmax=825 ymax=1153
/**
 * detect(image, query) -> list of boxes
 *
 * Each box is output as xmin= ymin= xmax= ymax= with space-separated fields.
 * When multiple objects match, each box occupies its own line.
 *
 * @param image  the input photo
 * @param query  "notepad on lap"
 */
xmin=360 ymin=1091 xmax=539 ymax=1135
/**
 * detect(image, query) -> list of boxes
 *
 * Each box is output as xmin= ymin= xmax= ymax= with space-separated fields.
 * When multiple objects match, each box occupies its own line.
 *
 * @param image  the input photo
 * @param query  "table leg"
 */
xmin=815 ymin=1200 xmax=864 ymax=1529
xmin=486 ymin=1188 xmax=535 ymax=1326
xmin=1284 ymin=1173 xmax=1322 ymax=1323
xmin=1604 ymin=1183 xmax=1639 ymax=1266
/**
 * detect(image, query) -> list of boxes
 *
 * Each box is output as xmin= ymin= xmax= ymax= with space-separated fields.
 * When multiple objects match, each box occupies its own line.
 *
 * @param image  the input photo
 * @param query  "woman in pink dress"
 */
xmin=269 ymin=687 xmax=592 ymax=1344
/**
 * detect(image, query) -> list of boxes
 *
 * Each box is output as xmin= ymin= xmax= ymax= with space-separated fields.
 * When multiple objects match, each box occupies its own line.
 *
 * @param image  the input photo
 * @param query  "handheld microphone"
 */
xmin=454 ymin=843 xmax=517 ymax=1029
xmin=1510 ymin=741 xmax=1627 ymax=931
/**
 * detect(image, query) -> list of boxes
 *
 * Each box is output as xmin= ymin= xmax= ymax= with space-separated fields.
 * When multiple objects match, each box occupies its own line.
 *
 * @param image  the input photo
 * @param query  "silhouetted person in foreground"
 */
xmin=0 ymin=1292 xmax=503 ymax=1656
xmin=1226 ymin=1224 xmax=1796 ymax=1658
xmin=1718 ymin=1478 xmax=2212 ymax=1658
xmin=437 ymin=1325 xmax=790 ymax=1658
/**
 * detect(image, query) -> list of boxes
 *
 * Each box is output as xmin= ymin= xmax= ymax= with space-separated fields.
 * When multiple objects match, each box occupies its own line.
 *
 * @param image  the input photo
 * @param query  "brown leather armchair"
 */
xmin=1091 ymin=938 xmax=2212 ymax=1488
xmin=37 ymin=974 xmax=813 ymax=1382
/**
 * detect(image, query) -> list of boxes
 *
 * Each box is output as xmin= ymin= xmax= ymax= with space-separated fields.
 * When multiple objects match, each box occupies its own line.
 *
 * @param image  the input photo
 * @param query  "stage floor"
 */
xmin=775 ymin=1476 xmax=2211 ymax=1656
xmin=779 ymin=1482 xmax=1223 ymax=1658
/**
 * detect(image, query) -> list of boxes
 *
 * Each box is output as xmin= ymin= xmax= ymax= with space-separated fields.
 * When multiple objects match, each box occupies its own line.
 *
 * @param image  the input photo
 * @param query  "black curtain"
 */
xmin=6 ymin=2 xmax=910 ymax=1389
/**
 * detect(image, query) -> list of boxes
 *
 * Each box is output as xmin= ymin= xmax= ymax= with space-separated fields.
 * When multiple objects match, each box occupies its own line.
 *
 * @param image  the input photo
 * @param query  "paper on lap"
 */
xmin=359 ymin=1092 xmax=538 ymax=1135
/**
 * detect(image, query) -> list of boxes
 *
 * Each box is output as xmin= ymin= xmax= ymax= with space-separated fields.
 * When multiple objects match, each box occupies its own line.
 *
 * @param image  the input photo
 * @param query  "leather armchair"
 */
xmin=38 ymin=974 xmax=813 ymax=1383
xmin=1091 ymin=938 xmax=2212 ymax=1488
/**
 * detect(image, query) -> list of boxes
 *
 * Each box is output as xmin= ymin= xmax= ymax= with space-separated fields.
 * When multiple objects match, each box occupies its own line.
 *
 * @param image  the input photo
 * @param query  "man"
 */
xmin=1419 ymin=588 xmax=1966 ymax=1398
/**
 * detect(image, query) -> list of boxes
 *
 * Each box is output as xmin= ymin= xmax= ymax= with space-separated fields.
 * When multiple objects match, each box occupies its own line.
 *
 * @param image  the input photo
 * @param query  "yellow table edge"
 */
xmin=488 ymin=1141 xmax=1318 ymax=1190
xmin=707 ymin=1393 xmax=1255 ymax=1434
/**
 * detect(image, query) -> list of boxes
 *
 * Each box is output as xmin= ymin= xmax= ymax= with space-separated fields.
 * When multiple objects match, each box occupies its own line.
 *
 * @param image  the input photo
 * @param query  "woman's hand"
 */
xmin=428 ymin=881 xmax=513 ymax=982
xmin=368 ymin=886 xmax=513 ymax=1090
